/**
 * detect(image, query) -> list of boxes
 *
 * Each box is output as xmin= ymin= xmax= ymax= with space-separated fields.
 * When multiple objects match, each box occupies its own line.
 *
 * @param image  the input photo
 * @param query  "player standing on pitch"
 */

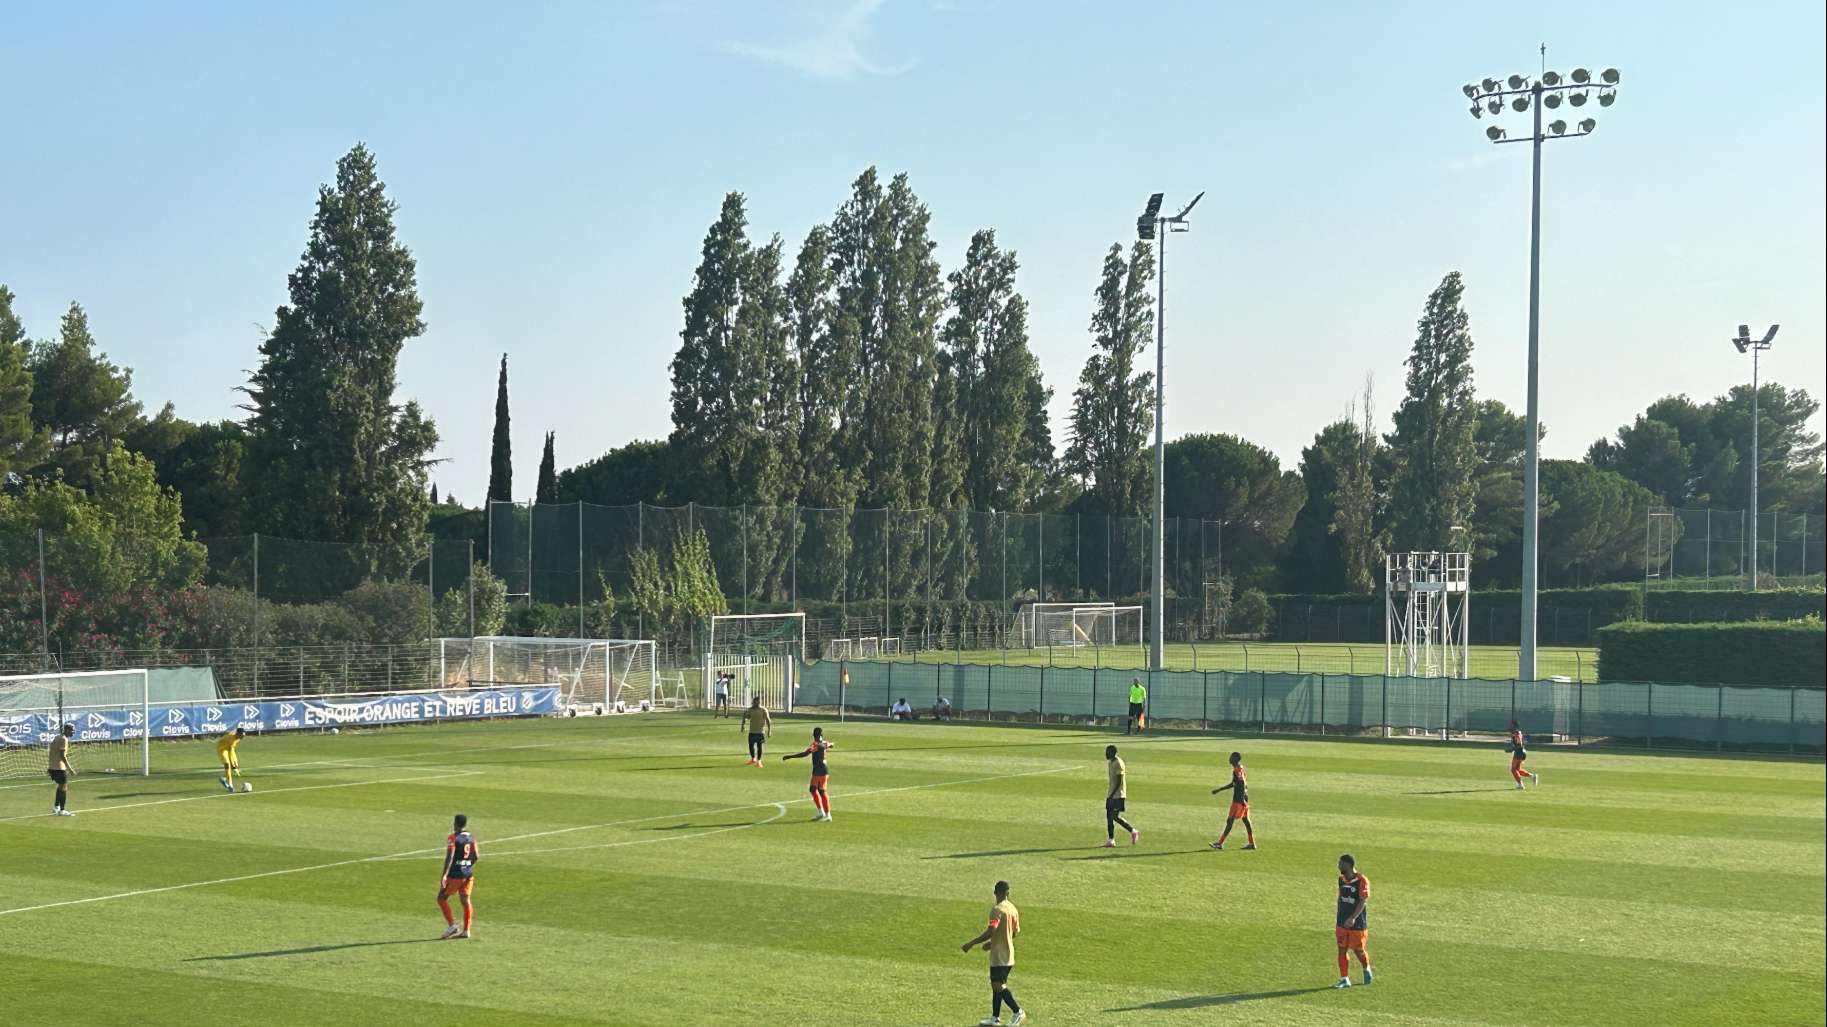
xmin=713 ymin=672 xmax=731 ymax=717
xmin=1126 ymin=677 xmax=1148 ymax=734
xmin=1209 ymin=750 xmax=1256 ymax=850
xmin=741 ymin=694 xmax=772 ymax=765
xmin=959 ymin=879 xmax=1025 ymax=1026
xmin=1333 ymin=853 xmax=1373 ymax=988
xmin=782 ymin=726 xmax=835 ymax=821
xmin=1509 ymin=720 xmax=1539 ymax=790
xmin=438 ymin=813 xmax=479 ymax=939
xmin=48 ymin=723 xmax=76 ymax=816
xmin=1103 ymin=745 xmax=1138 ymax=847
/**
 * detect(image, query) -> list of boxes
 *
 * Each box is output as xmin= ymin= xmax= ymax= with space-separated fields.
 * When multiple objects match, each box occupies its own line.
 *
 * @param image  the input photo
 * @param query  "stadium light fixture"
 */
xmin=1134 ymin=188 xmax=1203 ymax=672
xmin=1458 ymin=51 xmax=1621 ymax=681
xmin=1729 ymin=323 xmax=1779 ymax=591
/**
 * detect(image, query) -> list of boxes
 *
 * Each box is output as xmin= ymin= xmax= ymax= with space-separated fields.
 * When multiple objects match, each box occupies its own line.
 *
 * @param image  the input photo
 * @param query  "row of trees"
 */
xmin=3 ymin=146 xmax=1822 ymax=661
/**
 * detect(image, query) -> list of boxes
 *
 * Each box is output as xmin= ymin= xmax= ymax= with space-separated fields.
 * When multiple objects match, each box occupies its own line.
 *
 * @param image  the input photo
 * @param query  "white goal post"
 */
xmin=1016 ymin=603 xmax=1143 ymax=650
xmin=707 ymin=613 xmax=805 ymax=714
xmin=0 ymin=669 xmax=151 ymax=778
xmin=439 ymin=637 xmax=658 ymax=713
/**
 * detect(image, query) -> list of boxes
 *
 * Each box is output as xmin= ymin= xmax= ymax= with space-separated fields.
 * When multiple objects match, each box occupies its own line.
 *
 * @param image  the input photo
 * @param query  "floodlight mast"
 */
xmin=1731 ymin=323 xmax=1779 ymax=590
xmin=1136 ymin=189 xmax=1203 ymax=671
xmin=1460 ymin=59 xmax=1620 ymax=681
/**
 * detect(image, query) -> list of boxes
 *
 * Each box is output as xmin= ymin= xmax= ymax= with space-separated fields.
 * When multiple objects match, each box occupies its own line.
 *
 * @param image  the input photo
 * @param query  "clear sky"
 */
xmin=5 ymin=0 xmax=1823 ymax=507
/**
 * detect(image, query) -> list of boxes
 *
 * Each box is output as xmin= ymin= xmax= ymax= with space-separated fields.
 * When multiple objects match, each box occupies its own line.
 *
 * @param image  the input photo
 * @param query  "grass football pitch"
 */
xmin=0 ymin=714 xmax=1820 ymax=1026
xmin=884 ymin=642 xmax=1600 ymax=681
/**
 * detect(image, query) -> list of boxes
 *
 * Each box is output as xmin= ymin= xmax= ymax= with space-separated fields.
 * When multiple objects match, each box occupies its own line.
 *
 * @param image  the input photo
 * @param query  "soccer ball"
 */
xmin=241 ymin=782 xmax=253 ymax=793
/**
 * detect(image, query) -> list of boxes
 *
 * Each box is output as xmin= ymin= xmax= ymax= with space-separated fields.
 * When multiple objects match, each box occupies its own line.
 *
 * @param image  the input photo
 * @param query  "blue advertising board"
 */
xmin=0 ymin=687 xmax=561 ymax=747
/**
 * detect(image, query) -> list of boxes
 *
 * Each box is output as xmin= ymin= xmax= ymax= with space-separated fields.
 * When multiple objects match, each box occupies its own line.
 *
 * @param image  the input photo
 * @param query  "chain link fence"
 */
xmin=1647 ymin=506 xmax=1826 ymax=590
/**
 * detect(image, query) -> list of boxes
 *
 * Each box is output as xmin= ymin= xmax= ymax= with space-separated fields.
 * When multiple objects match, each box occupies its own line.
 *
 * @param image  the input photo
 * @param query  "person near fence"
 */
xmin=1103 ymin=745 xmax=1138 ymax=847
xmin=713 ymin=672 xmax=731 ymax=717
xmin=1333 ymin=853 xmax=1373 ymax=988
xmin=1208 ymin=751 xmax=1256 ymax=851
xmin=216 ymin=727 xmax=246 ymax=792
xmin=1509 ymin=721 xmax=1539 ymax=791
xmin=741 ymin=697 xmax=772 ymax=766
xmin=48 ymin=723 xmax=76 ymax=816
xmin=783 ymin=727 xmax=835 ymax=821
xmin=890 ymin=697 xmax=917 ymax=721
xmin=1126 ymin=678 xmax=1148 ymax=734
xmin=933 ymin=695 xmax=953 ymax=721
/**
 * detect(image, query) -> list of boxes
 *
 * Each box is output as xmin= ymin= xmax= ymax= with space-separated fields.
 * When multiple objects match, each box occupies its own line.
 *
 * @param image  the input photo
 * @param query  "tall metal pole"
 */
xmin=1750 ymin=346 xmax=1760 ymax=591
xmin=37 ymin=528 xmax=50 ymax=671
xmin=1518 ymin=81 xmax=1545 ymax=683
xmin=1151 ymin=217 xmax=1167 ymax=672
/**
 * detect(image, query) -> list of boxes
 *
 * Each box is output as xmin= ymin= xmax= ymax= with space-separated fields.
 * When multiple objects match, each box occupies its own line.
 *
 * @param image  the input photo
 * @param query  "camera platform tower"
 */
xmin=1385 ymin=552 xmax=1471 ymax=679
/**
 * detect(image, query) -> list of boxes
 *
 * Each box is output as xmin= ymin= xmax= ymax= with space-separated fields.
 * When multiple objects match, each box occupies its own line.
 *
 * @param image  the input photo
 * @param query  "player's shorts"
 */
xmin=715 ymin=694 xmax=729 ymax=704
xmin=47 ymin=769 xmax=68 ymax=785
xmin=748 ymin=732 xmax=765 ymax=745
xmin=440 ymin=877 xmax=474 ymax=898
xmin=989 ymin=964 xmax=1013 ymax=984
xmin=1335 ymin=926 xmax=1367 ymax=948
xmin=1127 ymin=701 xmax=1144 ymax=717
xmin=1511 ymin=756 xmax=1527 ymax=769
xmin=1228 ymin=801 xmax=1249 ymax=819
xmin=809 ymin=774 xmax=829 ymax=790
xmin=1105 ymin=797 xmax=1126 ymax=814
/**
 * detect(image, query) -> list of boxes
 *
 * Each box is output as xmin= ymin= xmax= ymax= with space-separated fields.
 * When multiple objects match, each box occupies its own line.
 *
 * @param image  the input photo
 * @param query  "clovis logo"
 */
xmin=167 ymin=708 xmax=185 ymax=724
xmin=87 ymin=712 xmax=107 ymax=728
xmin=281 ymin=703 xmax=296 ymax=718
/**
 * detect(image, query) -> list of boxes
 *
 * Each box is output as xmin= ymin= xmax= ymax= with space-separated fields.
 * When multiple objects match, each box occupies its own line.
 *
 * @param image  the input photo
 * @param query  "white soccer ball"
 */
xmin=241 ymin=782 xmax=253 ymax=793
xmin=329 ymin=727 xmax=340 ymax=734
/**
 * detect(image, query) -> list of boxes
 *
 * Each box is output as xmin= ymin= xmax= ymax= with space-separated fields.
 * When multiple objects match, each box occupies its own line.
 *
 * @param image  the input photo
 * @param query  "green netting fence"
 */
xmin=796 ymin=661 xmax=1825 ymax=755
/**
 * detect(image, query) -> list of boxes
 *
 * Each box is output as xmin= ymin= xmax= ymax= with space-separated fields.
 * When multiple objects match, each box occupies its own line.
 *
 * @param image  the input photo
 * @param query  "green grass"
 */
xmin=0 ymin=715 xmax=1820 ymax=1026
xmin=888 ymin=641 xmax=1601 ymax=681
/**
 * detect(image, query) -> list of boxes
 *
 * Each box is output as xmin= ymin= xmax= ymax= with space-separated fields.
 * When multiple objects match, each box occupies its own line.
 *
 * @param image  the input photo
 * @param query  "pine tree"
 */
xmin=536 ymin=432 xmax=558 ymax=503
xmin=487 ymin=353 xmax=512 ymax=503
xmin=1334 ymin=380 xmax=1389 ymax=594
xmin=244 ymin=143 xmax=438 ymax=575
xmin=430 ymin=482 xmax=440 ymax=506
xmin=0 ymin=285 xmax=50 ymax=479
xmin=26 ymin=302 xmax=142 ymax=487
xmin=1066 ymin=242 xmax=1156 ymax=516
xmin=1388 ymin=272 xmax=1479 ymax=551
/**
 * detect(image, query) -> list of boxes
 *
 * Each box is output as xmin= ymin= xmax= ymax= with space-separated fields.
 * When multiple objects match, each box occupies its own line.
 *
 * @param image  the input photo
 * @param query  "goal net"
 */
xmin=1018 ymin=603 xmax=1142 ymax=649
xmin=438 ymin=637 xmax=657 ymax=713
xmin=0 ymin=669 xmax=150 ymax=779
xmin=707 ymin=614 xmax=804 ymax=714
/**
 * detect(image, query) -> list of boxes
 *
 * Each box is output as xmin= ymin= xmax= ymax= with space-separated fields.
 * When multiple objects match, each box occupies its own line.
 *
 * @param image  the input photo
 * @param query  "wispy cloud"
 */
xmin=720 ymin=0 xmax=913 ymax=79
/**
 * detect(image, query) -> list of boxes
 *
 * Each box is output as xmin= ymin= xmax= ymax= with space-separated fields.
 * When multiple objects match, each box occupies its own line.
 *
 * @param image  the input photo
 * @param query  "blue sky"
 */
xmin=4 ymin=0 xmax=1822 ymax=507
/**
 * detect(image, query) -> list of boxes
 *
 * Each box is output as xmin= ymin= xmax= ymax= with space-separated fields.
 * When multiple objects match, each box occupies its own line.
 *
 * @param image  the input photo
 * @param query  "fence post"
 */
xmin=1039 ymin=665 xmax=1046 ymax=721
xmin=1444 ymin=676 xmax=1452 ymax=741
xmin=1381 ymin=674 xmax=1389 ymax=738
xmin=1789 ymin=686 xmax=1797 ymax=755
xmin=1716 ymin=684 xmax=1724 ymax=753
xmin=1646 ymin=682 xmax=1654 ymax=750
xmin=987 ymin=663 xmax=994 ymax=718
xmin=1091 ymin=667 xmax=1098 ymax=723
xmin=1319 ymin=672 xmax=1325 ymax=736
xmin=1511 ymin=678 xmax=1518 ymax=728
xmin=1259 ymin=670 xmax=1267 ymax=734
xmin=1201 ymin=670 xmax=1209 ymax=731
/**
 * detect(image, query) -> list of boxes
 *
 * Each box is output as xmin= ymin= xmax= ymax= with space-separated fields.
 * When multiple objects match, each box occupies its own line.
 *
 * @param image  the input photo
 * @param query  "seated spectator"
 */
xmin=890 ymin=697 xmax=915 ymax=721
xmin=932 ymin=695 xmax=953 ymax=721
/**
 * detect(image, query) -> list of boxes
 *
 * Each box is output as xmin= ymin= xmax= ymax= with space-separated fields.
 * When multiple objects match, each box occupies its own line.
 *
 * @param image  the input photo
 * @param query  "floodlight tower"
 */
xmin=1137 ymin=189 xmax=1204 ymax=672
xmin=1731 ymin=323 xmax=1779 ymax=590
xmin=1459 ymin=61 xmax=1619 ymax=681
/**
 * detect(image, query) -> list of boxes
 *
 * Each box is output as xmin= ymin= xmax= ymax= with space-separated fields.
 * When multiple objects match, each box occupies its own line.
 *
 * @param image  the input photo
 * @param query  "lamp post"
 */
xmin=1731 ymin=324 xmax=1779 ymax=591
xmin=1460 ymin=63 xmax=1619 ymax=682
xmin=1137 ymin=190 xmax=1203 ymax=672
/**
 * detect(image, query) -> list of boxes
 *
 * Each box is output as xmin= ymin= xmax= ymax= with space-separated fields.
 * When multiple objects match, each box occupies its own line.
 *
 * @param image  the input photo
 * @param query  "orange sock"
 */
xmin=463 ymin=904 xmax=473 ymax=931
xmin=1337 ymin=952 xmax=1349 ymax=976
xmin=438 ymin=898 xmax=453 ymax=926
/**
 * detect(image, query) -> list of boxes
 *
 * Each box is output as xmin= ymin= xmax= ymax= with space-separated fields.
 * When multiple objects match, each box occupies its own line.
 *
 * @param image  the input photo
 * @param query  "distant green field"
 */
xmin=1 ymin=715 xmax=1819 ymax=1026
xmin=886 ymin=641 xmax=1600 ymax=681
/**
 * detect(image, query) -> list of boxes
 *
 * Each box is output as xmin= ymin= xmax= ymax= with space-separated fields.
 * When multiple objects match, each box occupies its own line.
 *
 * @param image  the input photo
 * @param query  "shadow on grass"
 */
xmin=1105 ymin=986 xmax=1332 ymax=1011
xmin=627 ymin=764 xmax=740 ymax=773
xmin=94 ymin=790 xmax=196 ymax=800
xmin=1060 ymin=848 xmax=1209 ymax=862
xmin=921 ymin=846 xmax=1096 ymax=860
xmin=1402 ymin=787 xmax=1518 ymax=795
xmin=644 ymin=820 xmax=770 ymax=831
xmin=185 ymin=938 xmax=441 ymax=961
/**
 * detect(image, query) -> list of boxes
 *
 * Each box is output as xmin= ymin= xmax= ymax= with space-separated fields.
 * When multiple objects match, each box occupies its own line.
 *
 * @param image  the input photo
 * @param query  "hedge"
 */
xmin=1644 ymin=588 xmax=1825 ymax=625
xmin=1596 ymin=620 xmax=1826 ymax=687
xmin=1268 ymin=586 xmax=1643 ymax=645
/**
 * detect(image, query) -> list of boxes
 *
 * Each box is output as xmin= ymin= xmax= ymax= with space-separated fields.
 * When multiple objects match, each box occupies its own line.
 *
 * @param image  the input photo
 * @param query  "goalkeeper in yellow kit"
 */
xmin=216 ymin=727 xmax=247 ymax=792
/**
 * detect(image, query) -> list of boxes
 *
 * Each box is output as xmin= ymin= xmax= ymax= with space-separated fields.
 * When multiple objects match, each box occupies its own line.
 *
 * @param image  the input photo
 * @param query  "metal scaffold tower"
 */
xmin=1385 ymin=552 xmax=1471 ymax=679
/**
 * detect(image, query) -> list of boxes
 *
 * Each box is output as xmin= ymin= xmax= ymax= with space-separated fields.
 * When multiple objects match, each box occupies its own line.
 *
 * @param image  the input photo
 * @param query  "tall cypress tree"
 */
xmin=487 ymin=353 xmax=512 ymax=503
xmin=1065 ymin=242 xmax=1156 ymax=516
xmin=941 ymin=229 xmax=1045 ymax=511
xmin=244 ymin=143 xmax=438 ymax=574
xmin=1388 ymin=272 xmax=1479 ymax=551
xmin=536 ymin=431 xmax=558 ymax=503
